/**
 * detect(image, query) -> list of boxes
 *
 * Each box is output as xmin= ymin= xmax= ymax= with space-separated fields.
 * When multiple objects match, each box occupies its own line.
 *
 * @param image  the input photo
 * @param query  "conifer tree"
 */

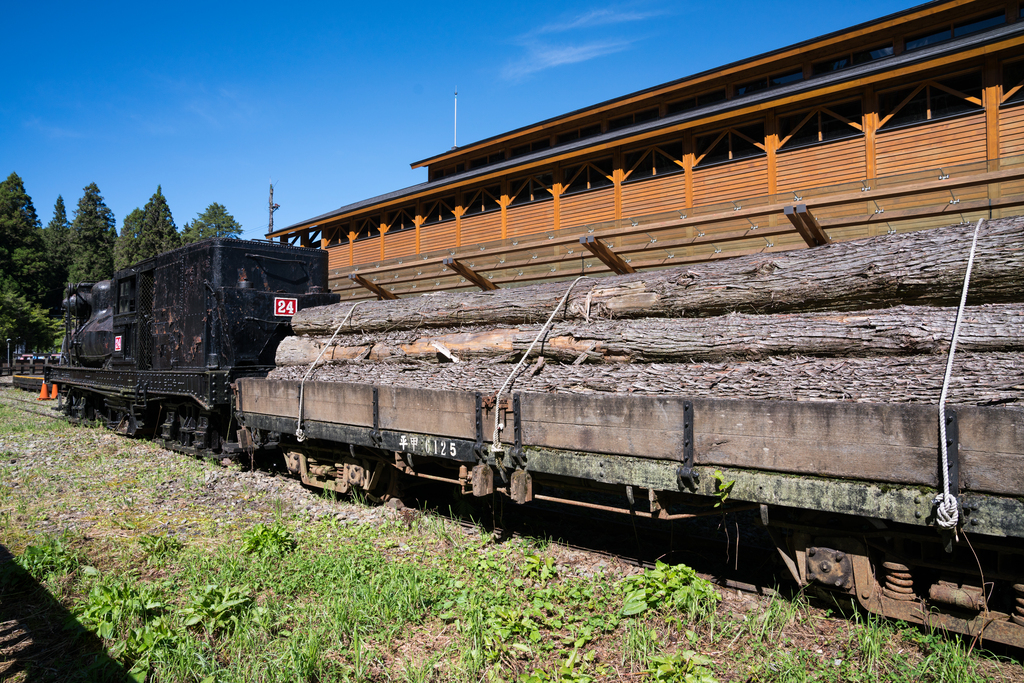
xmin=69 ymin=183 xmax=117 ymax=283
xmin=114 ymin=208 xmax=145 ymax=271
xmin=0 ymin=173 xmax=59 ymax=348
xmin=43 ymin=195 xmax=73 ymax=309
xmin=0 ymin=172 xmax=47 ymax=300
xmin=180 ymin=202 xmax=242 ymax=244
xmin=135 ymin=185 xmax=179 ymax=260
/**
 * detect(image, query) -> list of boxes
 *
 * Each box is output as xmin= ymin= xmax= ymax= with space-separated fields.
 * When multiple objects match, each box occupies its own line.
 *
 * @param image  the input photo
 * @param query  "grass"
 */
xmin=0 ymin=387 xmax=1022 ymax=682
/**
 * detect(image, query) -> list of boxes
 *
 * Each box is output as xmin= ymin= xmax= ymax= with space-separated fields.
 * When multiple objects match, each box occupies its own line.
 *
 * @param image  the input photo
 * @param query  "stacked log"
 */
xmin=273 ymin=217 xmax=1024 ymax=406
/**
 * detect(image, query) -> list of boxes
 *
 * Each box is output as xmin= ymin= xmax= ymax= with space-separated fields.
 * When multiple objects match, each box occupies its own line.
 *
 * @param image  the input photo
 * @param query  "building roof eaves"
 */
xmin=408 ymin=0 xmax=951 ymax=169
xmin=276 ymin=18 xmax=1023 ymax=236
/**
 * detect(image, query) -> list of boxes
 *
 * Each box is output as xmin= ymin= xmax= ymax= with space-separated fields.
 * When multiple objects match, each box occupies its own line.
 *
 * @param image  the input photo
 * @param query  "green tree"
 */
xmin=137 ymin=185 xmax=179 ymax=259
xmin=0 ymin=172 xmax=47 ymax=301
xmin=43 ymin=195 xmax=73 ymax=310
xmin=0 ymin=173 xmax=60 ymax=350
xmin=114 ymin=208 xmax=145 ymax=271
xmin=69 ymin=183 xmax=117 ymax=283
xmin=180 ymin=202 xmax=242 ymax=244
xmin=114 ymin=186 xmax=179 ymax=270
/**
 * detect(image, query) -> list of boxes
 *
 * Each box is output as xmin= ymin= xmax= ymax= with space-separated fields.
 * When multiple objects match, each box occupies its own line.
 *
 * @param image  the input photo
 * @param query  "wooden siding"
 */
xmin=351 ymin=239 xmax=379 ymax=266
xmin=560 ymin=187 xmax=615 ymax=229
xmin=1000 ymin=103 xmax=1024 ymax=158
xmin=776 ymin=136 xmax=868 ymax=192
xmin=620 ymin=173 xmax=687 ymax=218
xmin=383 ymin=230 xmax=417 ymax=260
xmin=507 ymin=200 xmax=555 ymax=238
xmin=876 ymin=114 xmax=986 ymax=178
xmin=327 ymin=244 xmax=349 ymax=270
xmin=460 ymin=210 xmax=503 ymax=246
xmin=419 ymin=220 xmax=457 ymax=253
xmin=692 ymin=157 xmax=768 ymax=206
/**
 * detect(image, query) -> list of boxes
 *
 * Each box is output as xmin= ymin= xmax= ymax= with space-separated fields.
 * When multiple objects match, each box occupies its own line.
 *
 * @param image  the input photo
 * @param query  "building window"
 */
xmin=666 ymin=89 xmax=727 ymax=115
xmin=905 ymin=12 xmax=1005 ymax=51
xmin=385 ymin=207 xmax=417 ymax=234
xmin=735 ymin=77 xmax=768 ymax=96
xmin=562 ymin=159 xmax=613 ymax=195
xmin=328 ymin=225 xmax=347 ymax=246
xmin=470 ymin=152 xmax=505 ymax=169
xmin=510 ymin=139 xmax=551 ymax=158
xmin=879 ymin=71 xmax=982 ymax=130
xmin=812 ymin=43 xmax=894 ymax=76
xmin=509 ymin=173 xmax=554 ymax=206
xmin=462 ymin=185 xmax=501 ymax=216
xmin=351 ymin=217 xmax=379 ymax=243
xmin=623 ymin=141 xmax=684 ymax=183
xmin=778 ymin=100 xmax=863 ymax=151
xmin=608 ymin=108 xmax=659 ymax=132
xmin=556 ymin=123 xmax=602 ymax=145
xmin=1003 ymin=59 xmax=1024 ymax=107
xmin=421 ymin=197 xmax=456 ymax=226
xmin=694 ymin=123 xmax=766 ymax=167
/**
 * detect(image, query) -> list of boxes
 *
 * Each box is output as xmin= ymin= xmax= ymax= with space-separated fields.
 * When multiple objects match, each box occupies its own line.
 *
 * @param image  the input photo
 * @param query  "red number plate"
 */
xmin=114 ymin=335 xmax=122 ymax=352
xmin=274 ymin=297 xmax=298 ymax=316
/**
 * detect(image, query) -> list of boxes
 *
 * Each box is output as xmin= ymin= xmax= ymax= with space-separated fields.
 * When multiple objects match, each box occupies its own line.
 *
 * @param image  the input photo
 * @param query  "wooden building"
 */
xmin=268 ymin=0 xmax=1024 ymax=300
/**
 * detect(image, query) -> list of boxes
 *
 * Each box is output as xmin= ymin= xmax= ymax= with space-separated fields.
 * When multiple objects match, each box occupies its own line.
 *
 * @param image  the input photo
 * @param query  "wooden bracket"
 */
xmin=785 ymin=204 xmax=830 ymax=247
xmin=581 ymin=235 xmax=636 ymax=274
xmin=348 ymin=273 xmax=398 ymax=300
xmin=443 ymin=257 xmax=498 ymax=291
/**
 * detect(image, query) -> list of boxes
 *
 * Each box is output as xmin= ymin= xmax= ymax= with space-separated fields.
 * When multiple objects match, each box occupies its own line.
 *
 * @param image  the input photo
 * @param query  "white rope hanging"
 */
xmin=933 ymin=218 xmax=985 ymax=531
xmin=296 ymin=302 xmax=363 ymax=442
xmin=491 ymin=276 xmax=592 ymax=456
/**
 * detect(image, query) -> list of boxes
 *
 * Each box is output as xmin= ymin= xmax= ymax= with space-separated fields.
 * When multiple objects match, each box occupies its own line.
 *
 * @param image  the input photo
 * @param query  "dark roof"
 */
xmin=279 ymin=13 xmax=1022 ymax=234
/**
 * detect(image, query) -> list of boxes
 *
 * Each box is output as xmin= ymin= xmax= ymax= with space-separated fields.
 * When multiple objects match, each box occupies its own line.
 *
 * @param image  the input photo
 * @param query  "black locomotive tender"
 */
xmin=48 ymin=238 xmax=1024 ymax=648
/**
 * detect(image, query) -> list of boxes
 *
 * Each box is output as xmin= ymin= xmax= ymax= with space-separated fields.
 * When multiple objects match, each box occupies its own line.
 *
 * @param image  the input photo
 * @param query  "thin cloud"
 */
xmin=531 ymin=8 xmax=662 ymax=35
xmin=502 ymin=40 xmax=633 ymax=80
xmin=501 ymin=5 xmax=661 ymax=81
xmin=23 ymin=117 xmax=83 ymax=139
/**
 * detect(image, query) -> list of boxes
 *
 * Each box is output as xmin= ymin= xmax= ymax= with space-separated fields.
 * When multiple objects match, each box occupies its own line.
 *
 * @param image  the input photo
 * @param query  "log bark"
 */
xmin=293 ymin=217 xmax=1024 ymax=335
xmin=267 ymin=351 xmax=1023 ymax=407
xmin=277 ymin=304 xmax=1024 ymax=366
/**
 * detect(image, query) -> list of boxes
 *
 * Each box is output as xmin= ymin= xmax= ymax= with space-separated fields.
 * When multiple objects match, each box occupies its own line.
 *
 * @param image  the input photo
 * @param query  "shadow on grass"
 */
xmin=0 ymin=543 xmax=132 ymax=683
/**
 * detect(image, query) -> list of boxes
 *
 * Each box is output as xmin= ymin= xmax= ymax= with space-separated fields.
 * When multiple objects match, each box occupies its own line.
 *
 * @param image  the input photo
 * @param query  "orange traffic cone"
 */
xmin=37 ymin=382 xmax=49 ymax=400
xmin=50 ymin=383 xmax=58 ymax=399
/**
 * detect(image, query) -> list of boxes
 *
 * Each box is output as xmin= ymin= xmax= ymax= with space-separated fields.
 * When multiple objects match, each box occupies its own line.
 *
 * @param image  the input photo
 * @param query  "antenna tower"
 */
xmin=452 ymin=88 xmax=458 ymax=150
xmin=269 ymin=180 xmax=280 ymax=233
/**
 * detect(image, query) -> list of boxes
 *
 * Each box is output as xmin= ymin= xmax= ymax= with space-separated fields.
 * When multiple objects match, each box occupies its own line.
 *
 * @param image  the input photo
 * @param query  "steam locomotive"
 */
xmin=48 ymin=238 xmax=338 ymax=455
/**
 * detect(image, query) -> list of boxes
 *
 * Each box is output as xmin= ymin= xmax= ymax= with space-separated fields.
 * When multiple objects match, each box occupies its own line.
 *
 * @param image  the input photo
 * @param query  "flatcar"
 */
xmin=46 ymin=237 xmax=1024 ymax=649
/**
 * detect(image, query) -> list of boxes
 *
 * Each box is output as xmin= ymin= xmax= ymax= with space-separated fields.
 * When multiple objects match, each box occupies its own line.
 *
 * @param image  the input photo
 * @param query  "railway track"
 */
xmin=0 ymin=388 xmax=63 ymax=420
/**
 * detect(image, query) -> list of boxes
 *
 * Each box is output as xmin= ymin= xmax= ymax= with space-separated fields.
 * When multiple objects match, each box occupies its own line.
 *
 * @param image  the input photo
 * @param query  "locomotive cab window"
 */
xmin=118 ymin=278 xmax=136 ymax=314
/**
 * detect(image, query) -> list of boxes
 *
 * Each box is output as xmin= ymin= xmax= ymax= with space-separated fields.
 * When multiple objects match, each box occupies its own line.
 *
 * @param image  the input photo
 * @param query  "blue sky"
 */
xmin=3 ymin=1 xmax=905 ymax=241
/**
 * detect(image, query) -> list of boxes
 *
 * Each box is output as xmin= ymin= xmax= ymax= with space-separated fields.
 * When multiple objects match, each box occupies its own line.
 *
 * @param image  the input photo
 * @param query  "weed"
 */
xmin=241 ymin=521 xmax=296 ymax=556
xmin=620 ymin=561 xmax=721 ymax=621
xmin=712 ymin=470 xmax=735 ymax=508
xmin=522 ymin=553 xmax=558 ymax=584
xmin=647 ymin=651 xmax=718 ymax=683
xmin=180 ymin=584 xmax=254 ymax=635
xmin=78 ymin=578 xmax=180 ymax=680
xmin=138 ymin=533 xmax=184 ymax=563
xmin=14 ymin=534 xmax=80 ymax=581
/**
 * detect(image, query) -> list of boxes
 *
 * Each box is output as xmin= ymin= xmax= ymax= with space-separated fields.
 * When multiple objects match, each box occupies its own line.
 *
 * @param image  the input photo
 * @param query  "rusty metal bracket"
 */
xmin=512 ymin=393 xmax=525 ymax=468
xmin=371 ymin=386 xmax=382 ymax=446
xmin=473 ymin=392 xmax=486 ymax=461
xmin=676 ymin=400 xmax=697 ymax=490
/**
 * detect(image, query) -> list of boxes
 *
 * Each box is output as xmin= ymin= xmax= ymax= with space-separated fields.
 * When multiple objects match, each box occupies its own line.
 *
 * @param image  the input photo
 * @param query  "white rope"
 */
xmin=296 ymin=302 xmax=363 ymax=442
xmin=934 ymin=218 xmax=984 ymax=531
xmin=491 ymin=276 xmax=591 ymax=456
